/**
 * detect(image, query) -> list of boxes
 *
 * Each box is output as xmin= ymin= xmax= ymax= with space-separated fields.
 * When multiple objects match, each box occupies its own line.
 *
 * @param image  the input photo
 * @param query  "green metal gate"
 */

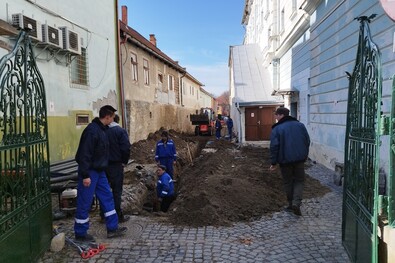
xmin=342 ymin=15 xmax=382 ymax=263
xmin=0 ymin=31 xmax=52 ymax=262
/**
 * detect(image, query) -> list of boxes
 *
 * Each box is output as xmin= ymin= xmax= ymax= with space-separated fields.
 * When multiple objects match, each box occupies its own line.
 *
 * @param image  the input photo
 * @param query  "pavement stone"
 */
xmin=39 ymin=162 xmax=351 ymax=263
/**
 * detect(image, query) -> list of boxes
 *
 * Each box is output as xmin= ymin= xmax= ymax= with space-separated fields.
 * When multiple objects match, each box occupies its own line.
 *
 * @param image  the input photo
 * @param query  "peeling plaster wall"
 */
xmin=0 ymin=0 xmax=118 ymax=162
xmin=127 ymin=99 xmax=195 ymax=143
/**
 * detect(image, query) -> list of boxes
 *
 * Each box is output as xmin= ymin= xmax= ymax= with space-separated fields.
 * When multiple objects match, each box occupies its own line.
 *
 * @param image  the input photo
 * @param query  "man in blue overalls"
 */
xmin=74 ymin=105 xmax=127 ymax=241
xmin=155 ymin=130 xmax=177 ymax=179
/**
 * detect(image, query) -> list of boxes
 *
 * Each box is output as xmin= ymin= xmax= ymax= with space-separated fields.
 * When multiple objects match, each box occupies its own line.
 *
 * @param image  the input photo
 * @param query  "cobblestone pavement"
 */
xmin=39 ymin=163 xmax=350 ymax=263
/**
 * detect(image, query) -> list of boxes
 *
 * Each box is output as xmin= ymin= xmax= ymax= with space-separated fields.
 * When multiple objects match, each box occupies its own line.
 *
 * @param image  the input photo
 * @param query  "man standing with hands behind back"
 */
xmin=105 ymin=114 xmax=131 ymax=222
xmin=269 ymin=107 xmax=310 ymax=216
xmin=74 ymin=105 xmax=127 ymax=241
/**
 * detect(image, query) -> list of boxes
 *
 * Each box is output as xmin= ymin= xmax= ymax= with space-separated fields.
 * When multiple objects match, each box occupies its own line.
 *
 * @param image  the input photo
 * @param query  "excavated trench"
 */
xmin=122 ymin=134 xmax=210 ymax=215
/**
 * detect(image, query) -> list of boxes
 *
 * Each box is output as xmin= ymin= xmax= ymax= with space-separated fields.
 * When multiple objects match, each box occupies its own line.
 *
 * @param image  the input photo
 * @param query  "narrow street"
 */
xmin=39 ymin=134 xmax=350 ymax=262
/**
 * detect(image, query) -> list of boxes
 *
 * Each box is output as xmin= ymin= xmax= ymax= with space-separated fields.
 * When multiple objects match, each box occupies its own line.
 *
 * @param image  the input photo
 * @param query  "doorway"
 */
xmin=245 ymin=106 xmax=277 ymax=140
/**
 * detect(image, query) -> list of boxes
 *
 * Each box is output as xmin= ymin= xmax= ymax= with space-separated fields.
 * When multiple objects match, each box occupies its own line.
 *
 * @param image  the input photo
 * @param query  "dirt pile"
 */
xmin=129 ymin=130 xmax=331 ymax=227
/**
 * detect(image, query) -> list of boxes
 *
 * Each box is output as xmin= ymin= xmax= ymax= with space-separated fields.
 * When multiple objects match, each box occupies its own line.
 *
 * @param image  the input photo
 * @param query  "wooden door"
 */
xmin=245 ymin=106 xmax=276 ymax=141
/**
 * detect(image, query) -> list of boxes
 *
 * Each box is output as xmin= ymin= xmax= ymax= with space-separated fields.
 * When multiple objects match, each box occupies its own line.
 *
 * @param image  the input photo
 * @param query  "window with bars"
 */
xmin=70 ymin=47 xmax=89 ymax=86
xmin=131 ymin=52 xmax=138 ymax=81
xmin=143 ymin=59 xmax=149 ymax=85
xmin=168 ymin=74 xmax=174 ymax=91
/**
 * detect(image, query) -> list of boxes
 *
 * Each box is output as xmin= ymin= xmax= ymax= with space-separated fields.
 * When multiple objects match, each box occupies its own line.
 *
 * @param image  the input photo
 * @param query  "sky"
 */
xmin=118 ymin=0 xmax=245 ymax=97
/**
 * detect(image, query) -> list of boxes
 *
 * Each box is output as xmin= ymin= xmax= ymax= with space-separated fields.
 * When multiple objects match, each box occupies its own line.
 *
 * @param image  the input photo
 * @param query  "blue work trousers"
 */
xmin=74 ymin=169 xmax=118 ymax=237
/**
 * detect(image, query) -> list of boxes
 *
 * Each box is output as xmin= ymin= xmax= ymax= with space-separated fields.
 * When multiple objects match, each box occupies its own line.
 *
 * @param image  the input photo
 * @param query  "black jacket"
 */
xmin=270 ymin=116 xmax=310 ymax=165
xmin=106 ymin=122 xmax=131 ymax=165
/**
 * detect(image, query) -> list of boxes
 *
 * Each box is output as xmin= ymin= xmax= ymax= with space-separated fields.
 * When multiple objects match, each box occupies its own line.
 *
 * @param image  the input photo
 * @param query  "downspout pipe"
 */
xmin=236 ymin=101 xmax=242 ymax=144
xmin=115 ymin=0 xmax=127 ymax=128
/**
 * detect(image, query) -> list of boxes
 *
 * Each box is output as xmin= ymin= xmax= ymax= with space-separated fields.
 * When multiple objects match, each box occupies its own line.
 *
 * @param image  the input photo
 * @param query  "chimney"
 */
xmin=149 ymin=34 xmax=157 ymax=46
xmin=122 ymin=5 xmax=128 ymax=25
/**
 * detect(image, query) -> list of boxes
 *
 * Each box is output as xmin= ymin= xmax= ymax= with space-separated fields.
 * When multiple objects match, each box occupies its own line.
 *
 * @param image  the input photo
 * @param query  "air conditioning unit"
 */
xmin=12 ymin=13 xmax=42 ymax=42
xmin=59 ymin=27 xmax=81 ymax=55
xmin=41 ymin=24 xmax=62 ymax=48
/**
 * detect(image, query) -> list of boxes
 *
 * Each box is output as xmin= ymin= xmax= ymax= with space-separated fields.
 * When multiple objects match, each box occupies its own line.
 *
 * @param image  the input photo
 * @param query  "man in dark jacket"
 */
xmin=227 ymin=117 xmax=233 ymax=140
xmin=155 ymin=130 xmax=177 ymax=179
xmin=74 ymin=105 xmax=127 ymax=241
xmin=215 ymin=116 xmax=222 ymax=139
xmin=104 ymin=114 xmax=131 ymax=222
xmin=269 ymin=107 xmax=310 ymax=216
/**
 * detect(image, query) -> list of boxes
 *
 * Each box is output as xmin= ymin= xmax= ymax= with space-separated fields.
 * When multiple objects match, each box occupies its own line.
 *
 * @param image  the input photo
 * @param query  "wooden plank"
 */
xmin=0 ymin=19 xmax=18 ymax=36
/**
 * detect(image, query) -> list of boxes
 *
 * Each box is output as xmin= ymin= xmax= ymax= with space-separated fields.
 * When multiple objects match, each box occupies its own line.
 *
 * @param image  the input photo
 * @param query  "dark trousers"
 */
xmin=279 ymin=162 xmax=305 ymax=207
xmin=160 ymin=196 xmax=175 ymax=212
xmin=105 ymin=163 xmax=125 ymax=216
xmin=215 ymin=129 xmax=221 ymax=139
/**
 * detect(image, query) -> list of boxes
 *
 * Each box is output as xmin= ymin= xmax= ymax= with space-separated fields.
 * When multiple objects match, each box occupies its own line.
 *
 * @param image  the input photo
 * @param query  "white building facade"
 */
xmin=0 ymin=0 xmax=120 ymax=162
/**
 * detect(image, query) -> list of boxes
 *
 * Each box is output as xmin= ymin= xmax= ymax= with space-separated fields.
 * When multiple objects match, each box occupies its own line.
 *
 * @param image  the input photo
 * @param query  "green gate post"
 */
xmin=0 ymin=30 xmax=52 ymax=262
xmin=390 ymin=75 xmax=395 ymax=227
xmin=342 ymin=15 xmax=382 ymax=263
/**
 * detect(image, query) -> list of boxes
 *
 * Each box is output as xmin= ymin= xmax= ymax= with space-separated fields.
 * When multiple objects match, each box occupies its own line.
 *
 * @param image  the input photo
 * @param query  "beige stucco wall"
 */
xmin=121 ymin=32 xmax=206 ymax=143
xmin=126 ymin=99 xmax=195 ymax=143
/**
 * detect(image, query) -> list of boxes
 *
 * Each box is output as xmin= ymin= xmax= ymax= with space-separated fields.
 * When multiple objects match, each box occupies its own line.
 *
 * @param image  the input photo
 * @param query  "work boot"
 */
xmin=107 ymin=226 xmax=128 ymax=238
xmin=118 ymin=214 xmax=130 ymax=223
xmin=75 ymin=233 xmax=95 ymax=242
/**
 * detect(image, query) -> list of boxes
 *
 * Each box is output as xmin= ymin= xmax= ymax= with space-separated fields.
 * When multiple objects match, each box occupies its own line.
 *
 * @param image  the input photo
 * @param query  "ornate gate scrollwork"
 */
xmin=0 ymin=30 xmax=51 ymax=262
xmin=342 ymin=14 xmax=382 ymax=263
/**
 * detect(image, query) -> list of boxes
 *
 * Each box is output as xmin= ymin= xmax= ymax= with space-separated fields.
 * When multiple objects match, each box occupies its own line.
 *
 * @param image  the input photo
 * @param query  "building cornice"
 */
xmin=274 ymin=13 xmax=310 ymax=58
xmin=300 ymin=0 xmax=322 ymax=15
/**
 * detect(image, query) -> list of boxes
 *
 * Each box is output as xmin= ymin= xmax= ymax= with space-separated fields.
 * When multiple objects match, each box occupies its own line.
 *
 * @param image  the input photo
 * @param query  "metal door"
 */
xmin=342 ymin=15 xmax=381 ymax=263
xmin=0 ymin=31 xmax=51 ymax=262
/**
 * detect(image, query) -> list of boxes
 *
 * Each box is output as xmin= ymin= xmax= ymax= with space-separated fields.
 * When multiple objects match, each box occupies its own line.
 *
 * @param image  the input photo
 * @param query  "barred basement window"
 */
xmin=71 ymin=47 xmax=89 ymax=86
xmin=76 ymin=114 xmax=89 ymax=125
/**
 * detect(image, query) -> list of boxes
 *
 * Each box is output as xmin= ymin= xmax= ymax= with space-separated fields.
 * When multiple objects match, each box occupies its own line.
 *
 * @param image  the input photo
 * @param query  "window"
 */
xmin=292 ymin=0 xmax=297 ymax=12
xmin=290 ymin=0 xmax=297 ymax=19
xmin=182 ymin=81 xmax=186 ymax=95
xmin=190 ymin=85 xmax=194 ymax=96
xmin=158 ymin=73 xmax=164 ymax=90
xmin=280 ymin=8 xmax=285 ymax=33
xmin=130 ymin=52 xmax=138 ymax=81
xmin=168 ymin=75 xmax=174 ymax=91
xmin=70 ymin=47 xmax=89 ymax=86
xmin=143 ymin=59 xmax=149 ymax=85
xmin=76 ymin=114 xmax=89 ymax=125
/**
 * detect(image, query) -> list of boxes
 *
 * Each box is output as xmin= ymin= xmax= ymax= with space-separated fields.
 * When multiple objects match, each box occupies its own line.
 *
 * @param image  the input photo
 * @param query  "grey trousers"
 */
xmin=279 ymin=162 xmax=305 ymax=207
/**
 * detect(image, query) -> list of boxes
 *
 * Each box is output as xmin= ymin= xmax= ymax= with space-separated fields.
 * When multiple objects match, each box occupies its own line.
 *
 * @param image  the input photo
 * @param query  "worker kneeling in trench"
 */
xmin=156 ymin=164 xmax=175 ymax=212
